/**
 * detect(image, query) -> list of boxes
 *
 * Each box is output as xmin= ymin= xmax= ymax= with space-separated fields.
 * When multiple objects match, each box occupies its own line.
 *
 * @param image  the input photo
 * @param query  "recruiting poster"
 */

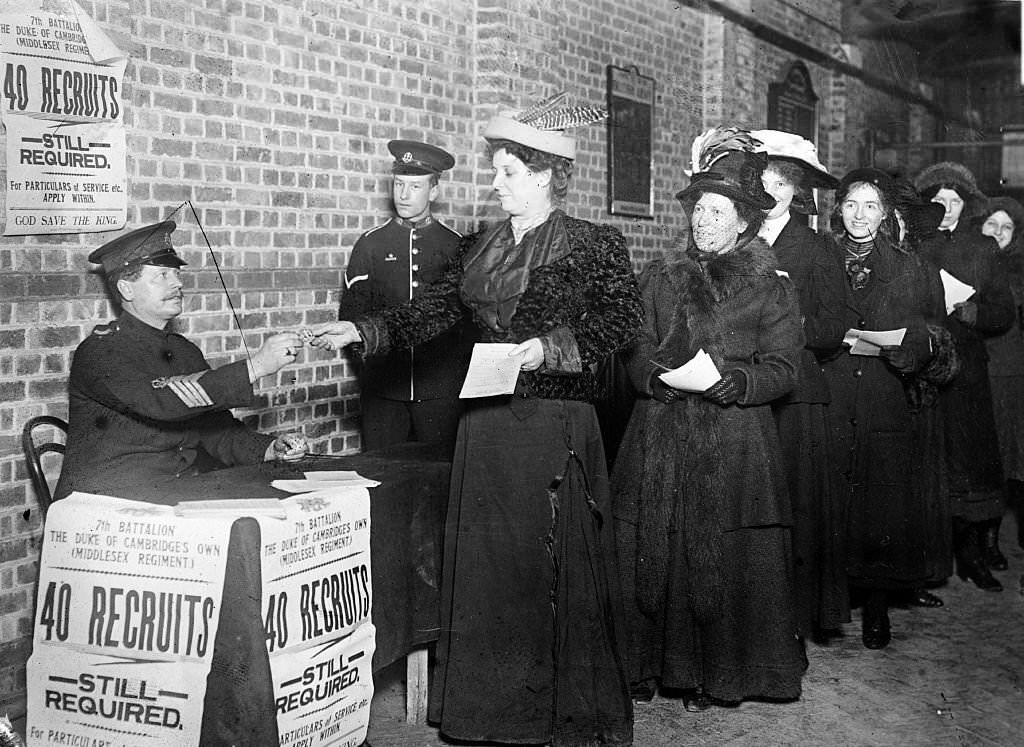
xmin=25 ymin=493 xmax=235 ymax=747
xmin=0 ymin=0 xmax=128 ymax=235
xmin=259 ymin=489 xmax=376 ymax=747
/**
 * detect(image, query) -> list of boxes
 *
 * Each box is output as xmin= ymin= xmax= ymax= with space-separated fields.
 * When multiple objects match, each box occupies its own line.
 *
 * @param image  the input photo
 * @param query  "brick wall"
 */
xmin=0 ymin=0 xmax=933 ymax=718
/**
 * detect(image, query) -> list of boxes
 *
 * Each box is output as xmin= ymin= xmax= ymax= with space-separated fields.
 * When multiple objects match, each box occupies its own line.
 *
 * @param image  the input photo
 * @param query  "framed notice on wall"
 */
xmin=607 ymin=65 xmax=654 ymax=218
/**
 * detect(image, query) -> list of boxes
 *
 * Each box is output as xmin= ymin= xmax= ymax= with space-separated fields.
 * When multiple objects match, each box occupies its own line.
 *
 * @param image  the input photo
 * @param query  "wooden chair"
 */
xmin=21 ymin=415 xmax=68 ymax=516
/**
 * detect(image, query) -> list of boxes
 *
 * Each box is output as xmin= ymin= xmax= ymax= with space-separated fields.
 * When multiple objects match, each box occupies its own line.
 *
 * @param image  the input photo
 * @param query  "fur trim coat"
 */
xmin=612 ymin=238 xmax=803 ymax=618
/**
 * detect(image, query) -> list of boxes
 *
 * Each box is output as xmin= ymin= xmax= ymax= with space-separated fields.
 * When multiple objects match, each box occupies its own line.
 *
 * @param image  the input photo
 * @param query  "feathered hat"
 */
xmin=483 ymin=91 xmax=607 ymax=161
xmin=913 ymin=160 xmax=987 ymax=217
xmin=675 ymin=127 xmax=775 ymax=211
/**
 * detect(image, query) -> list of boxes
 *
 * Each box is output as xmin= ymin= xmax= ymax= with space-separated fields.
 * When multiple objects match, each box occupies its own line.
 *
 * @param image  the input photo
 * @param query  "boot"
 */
xmin=954 ymin=518 xmax=1003 ymax=592
xmin=981 ymin=517 xmax=1008 ymax=571
xmin=861 ymin=590 xmax=891 ymax=649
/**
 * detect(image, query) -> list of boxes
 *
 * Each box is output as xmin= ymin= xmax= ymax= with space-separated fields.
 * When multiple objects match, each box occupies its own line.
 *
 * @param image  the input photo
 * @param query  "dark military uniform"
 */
xmin=54 ymin=220 xmax=274 ymax=501
xmin=339 ymin=215 xmax=474 ymax=451
xmin=54 ymin=312 xmax=273 ymax=500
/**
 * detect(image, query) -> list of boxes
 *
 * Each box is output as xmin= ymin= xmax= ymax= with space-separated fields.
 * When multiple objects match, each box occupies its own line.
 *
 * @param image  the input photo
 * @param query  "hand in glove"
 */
xmin=650 ymin=372 xmax=681 ymax=404
xmin=953 ymin=301 xmax=978 ymax=326
xmin=879 ymin=345 xmax=917 ymax=373
xmin=703 ymin=369 xmax=746 ymax=406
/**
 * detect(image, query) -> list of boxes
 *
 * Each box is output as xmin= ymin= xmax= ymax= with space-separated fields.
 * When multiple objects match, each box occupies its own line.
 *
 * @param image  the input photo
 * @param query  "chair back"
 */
xmin=22 ymin=415 xmax=68 ymax=516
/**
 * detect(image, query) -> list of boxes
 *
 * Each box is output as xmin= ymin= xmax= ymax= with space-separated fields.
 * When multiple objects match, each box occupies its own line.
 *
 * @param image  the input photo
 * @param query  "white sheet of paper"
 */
xmin=271 ymin=478 xmax=379 ymax=493
xmin=657 ymin=349 xmax=722 ymax=393
xmin=939 ymin=268 xmax=976 ymax=315
xmin=843 ymin=327 xmax=907 ymax=356
xmin=173 ymin=498 xmax=287 ymax=518
xmin=459 ymin=343 xmax=521 ymax=398
xmin=303 ymin=470 xmax=381 ymax=487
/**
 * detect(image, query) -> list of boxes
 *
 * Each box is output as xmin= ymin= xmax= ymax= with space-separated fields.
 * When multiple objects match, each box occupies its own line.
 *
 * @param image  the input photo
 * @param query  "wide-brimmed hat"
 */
xmin=483 ymin=91 xmax=607 ymax=161
xmin=676 ymin=149 xmax=776 ymax=211
xmin=893 ymin=178 xmax=945 ymax=239
xmin=914 ymin=160 xmax=987 ymax=217
xmin=752 ymin=129 xmax=839 ymax=190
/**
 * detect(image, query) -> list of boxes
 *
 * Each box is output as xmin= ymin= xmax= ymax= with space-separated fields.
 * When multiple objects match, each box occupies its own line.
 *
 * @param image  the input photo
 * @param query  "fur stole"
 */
xmin=634 ymin=238 xmax=779 ymax=622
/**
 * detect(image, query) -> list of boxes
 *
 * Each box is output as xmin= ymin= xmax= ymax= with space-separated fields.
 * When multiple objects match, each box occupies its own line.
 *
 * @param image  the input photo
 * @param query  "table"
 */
xmin=72 ymin=442 xmax=450 ymax=746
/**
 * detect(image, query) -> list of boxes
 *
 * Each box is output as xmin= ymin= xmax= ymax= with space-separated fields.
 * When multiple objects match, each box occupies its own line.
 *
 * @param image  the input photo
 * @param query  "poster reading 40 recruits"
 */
xmin=258 ymin=490 xmax=376 ymax=747
xmin=25 ymin=493 xmax=235 ymax=747
xmin=0 ymin=0 xmax=127 ymax=235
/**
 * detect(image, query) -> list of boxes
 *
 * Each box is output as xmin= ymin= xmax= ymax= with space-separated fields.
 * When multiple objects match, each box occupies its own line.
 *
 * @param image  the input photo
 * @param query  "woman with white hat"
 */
xmin=753 ymin=129 xmax=849 ymax=637
xmin=310 ymin=93 xmax=640 ymax=746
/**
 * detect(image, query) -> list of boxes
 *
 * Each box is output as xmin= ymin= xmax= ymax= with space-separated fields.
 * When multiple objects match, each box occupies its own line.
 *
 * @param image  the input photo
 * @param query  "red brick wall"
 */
xmin=0 ymin=0 xmax=933 ymax=717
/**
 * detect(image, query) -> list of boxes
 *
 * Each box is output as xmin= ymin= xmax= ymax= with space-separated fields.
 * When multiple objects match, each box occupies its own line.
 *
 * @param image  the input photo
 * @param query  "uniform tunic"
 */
xmin=339 ymin=216 xmax=475 ymax=450
xmin=54 ymin=312 xmax=272 ymax=501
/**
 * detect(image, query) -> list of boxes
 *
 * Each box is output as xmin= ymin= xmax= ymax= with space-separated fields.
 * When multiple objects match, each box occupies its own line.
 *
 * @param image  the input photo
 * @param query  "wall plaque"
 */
xmin=767 ymin=61 xmax=818 ymax=142
xmin=607 ymin=65 xmax=654 ymax=218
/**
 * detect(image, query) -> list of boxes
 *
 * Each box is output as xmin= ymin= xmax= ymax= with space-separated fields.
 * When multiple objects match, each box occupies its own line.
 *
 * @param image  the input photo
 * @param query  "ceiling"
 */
xmin=844 ymin=0 xmax=1020 ymax=71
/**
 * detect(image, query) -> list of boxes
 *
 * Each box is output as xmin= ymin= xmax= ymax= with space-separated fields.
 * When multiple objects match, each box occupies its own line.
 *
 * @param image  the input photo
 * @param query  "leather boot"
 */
xmin=954 ymin=518 xmax=1003 ymax=592
xmin=981 ymin=517 xmax=1008 ymax=571
xmin=861 ymin=590 xmax=891 ymax=649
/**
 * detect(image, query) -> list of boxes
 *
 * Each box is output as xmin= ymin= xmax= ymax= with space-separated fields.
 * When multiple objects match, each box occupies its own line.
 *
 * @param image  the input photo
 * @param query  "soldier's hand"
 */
xmin=250 ymin=332 xmax=303 ymax=379
xmin=265 ymin=432 xmax=309 ymax=462
xmin=307 ymin=321 xmax=361 ymax=351
xmin=509 ymin=338 xmax=544 ymax=371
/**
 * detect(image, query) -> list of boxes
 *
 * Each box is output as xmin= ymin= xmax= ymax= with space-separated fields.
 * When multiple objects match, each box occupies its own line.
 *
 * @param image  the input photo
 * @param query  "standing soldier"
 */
xmin=338 ymin=139 xmax=474 ymax=452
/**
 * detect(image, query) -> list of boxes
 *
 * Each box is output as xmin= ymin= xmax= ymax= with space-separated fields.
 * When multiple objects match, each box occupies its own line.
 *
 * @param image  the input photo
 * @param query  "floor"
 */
xmin=367 ymin=514 xmax=1024 ymax=746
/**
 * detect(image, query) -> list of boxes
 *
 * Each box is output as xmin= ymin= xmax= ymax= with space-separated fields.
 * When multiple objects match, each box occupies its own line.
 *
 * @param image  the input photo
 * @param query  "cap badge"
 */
xmin=402 ymin=152 xmax=413 ymax=163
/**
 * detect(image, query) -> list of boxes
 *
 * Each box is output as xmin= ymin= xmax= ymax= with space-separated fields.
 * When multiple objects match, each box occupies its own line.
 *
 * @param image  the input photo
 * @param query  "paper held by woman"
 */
xmin=656 ymin=348 xmax=722 ymax=392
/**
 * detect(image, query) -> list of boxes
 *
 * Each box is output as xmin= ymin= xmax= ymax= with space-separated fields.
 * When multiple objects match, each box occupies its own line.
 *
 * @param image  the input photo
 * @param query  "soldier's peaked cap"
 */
xmin=87 ymin=220 xmax=185 ymax=274
xmin=388 ymin=140 xmax=455 ymax=175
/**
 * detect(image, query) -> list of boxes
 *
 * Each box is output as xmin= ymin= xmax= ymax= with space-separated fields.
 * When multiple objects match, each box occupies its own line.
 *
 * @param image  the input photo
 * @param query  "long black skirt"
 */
xmin=428 ymin=397 xmax=632 ymax=746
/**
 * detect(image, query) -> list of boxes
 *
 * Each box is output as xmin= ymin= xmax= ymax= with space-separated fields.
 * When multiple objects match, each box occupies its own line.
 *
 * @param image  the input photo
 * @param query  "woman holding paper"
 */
xmin=308 ymin=93 xmax=642 ymax=746
xmin=820 ymin=168 xmax=946 ymax=649
xmin=916 ymin=162 xmax=1015 ymax=591
xmin=612 ymin=129 xmax=806 ymax=709
xmin=981 ymin=196 xmax=1024 ymax=549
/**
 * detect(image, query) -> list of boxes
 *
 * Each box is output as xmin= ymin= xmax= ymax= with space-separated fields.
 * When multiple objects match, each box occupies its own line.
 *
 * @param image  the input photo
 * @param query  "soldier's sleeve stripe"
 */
xmin=156 ymin=372 xmax=214 ymax=408
xmin=345 ymin=274 xmax=369 ymax=289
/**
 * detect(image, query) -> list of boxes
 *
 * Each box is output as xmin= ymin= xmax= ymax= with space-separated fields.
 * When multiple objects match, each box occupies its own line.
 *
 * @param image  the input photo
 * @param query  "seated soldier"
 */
xmin=54 ymin=220 xmax=307 ymax=501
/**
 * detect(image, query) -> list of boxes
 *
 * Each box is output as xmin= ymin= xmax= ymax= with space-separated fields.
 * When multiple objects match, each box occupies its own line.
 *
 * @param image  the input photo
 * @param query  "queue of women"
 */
xmin=307 ymin=92 xmax=1024 ymax=746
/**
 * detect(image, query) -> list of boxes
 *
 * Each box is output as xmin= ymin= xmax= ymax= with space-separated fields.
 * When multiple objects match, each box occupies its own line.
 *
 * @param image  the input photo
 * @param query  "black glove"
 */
xmin=703 ymin=369 xmax=746 ymax=406
xmin=879 ymin=345 xmax=917 ymax=373
xmin=650 ymin=372 xmax=681 ymax=404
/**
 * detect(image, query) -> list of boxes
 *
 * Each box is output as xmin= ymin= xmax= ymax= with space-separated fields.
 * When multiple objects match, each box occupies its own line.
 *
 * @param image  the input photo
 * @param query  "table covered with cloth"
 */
xmin=70 ymin=442 xmax=450 ymax=746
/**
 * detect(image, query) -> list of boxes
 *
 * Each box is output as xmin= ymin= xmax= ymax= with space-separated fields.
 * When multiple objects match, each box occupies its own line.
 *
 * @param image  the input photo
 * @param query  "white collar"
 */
xmin=758 ymin=211 xmax=790 ymax=246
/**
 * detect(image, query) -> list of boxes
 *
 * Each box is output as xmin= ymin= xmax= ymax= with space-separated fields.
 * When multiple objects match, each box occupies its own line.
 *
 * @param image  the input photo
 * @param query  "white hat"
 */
xmin=483 ymin=92 xmax=607 ymax=161
xmin=751 ymin=129 xmax=838 ymax=189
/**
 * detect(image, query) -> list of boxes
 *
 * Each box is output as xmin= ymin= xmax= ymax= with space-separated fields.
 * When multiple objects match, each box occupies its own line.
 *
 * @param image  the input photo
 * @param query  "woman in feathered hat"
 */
xmin=309 ymin=92 xmax=640 ymax=746
xmin=611 ymin=127 xmax=806 ymax=709
xmin=753 ymin=129 xmax=849 ymax=637
xmin=819 ymin=167 xmax=947 ymax=648
xmin=915 ymin=162 xmax=1015 ymax=591
xmin=980 ymin=195 xmax=1024 ymax=552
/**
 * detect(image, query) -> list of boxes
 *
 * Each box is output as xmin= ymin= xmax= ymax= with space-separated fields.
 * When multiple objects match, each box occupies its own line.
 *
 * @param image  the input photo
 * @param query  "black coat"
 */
xmin=920 ymin=225 xmax=1014 ymax=518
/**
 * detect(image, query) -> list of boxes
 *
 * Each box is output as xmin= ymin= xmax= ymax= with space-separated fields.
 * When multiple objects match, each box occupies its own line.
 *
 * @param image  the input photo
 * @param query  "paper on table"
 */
xmin=459 ymin=342 xmax=521 ymax=398
xmin=271 ymin=476 xmax=380 ymax=493
xmin=843 ymin=327 xmax=907 ymax=356
xmin=657 ymin=349 xmax=722 ymax=393
xmin=174 ymin=498 xmax=287 ymax=518
xmin=939 ymin=268 xmax=976 ymax=315
xmin=304 ymin=470 xmax=381 ymax=486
